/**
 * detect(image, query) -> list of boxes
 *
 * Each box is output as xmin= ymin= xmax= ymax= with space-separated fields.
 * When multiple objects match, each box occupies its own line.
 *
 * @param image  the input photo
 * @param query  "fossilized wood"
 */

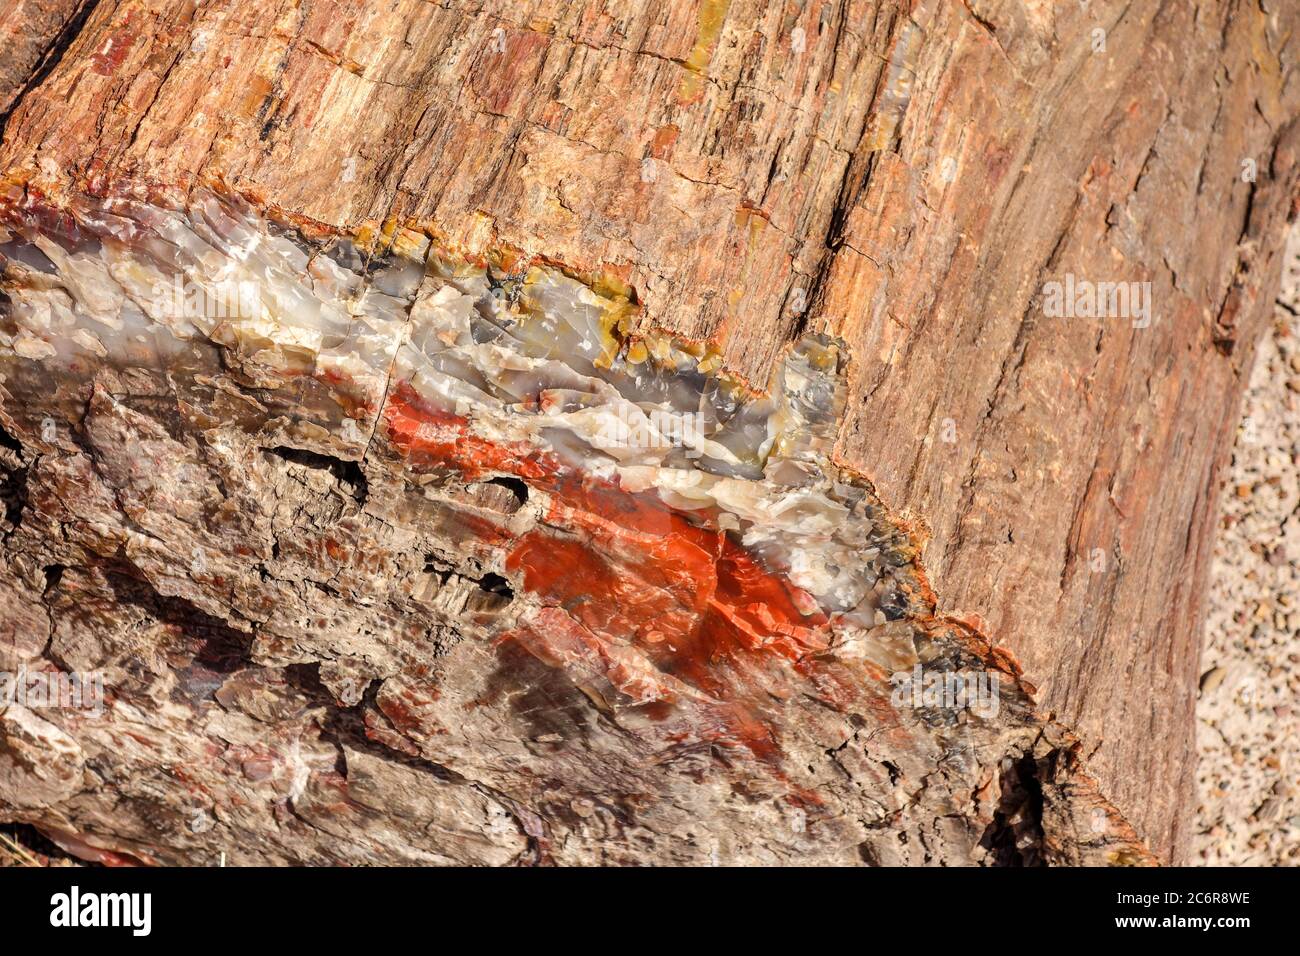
xmin=0 ymin=0 xmax=1297 ymax=864
xmin=0 ymin=0 xmax=88 ymax=117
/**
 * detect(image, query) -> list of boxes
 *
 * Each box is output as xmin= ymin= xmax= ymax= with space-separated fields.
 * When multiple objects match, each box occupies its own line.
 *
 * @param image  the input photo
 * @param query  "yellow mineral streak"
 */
xmin=679 ymin=0 xmax=732 ymax=102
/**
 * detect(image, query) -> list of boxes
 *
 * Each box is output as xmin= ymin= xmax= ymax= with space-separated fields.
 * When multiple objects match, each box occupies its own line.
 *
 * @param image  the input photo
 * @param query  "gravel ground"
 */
xmin=1196 ymin=227 xmax=1300 ymax=866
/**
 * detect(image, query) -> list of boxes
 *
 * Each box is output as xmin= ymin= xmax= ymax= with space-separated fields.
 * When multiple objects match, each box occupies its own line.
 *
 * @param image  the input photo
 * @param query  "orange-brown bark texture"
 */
xmin=0 ymin=0 xmax=1298 ymax=864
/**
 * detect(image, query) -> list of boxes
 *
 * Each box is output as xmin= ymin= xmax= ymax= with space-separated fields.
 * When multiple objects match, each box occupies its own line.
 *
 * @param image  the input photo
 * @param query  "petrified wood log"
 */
xmin=0 ymin=0 xmax=1297 ymax=866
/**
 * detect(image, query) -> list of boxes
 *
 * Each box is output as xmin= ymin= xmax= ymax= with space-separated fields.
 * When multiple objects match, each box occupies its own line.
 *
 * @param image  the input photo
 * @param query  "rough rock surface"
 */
xmin=0 ymin=181 xmax=1152 ymax=865
xmin=1 ymin=0 xmax=1299 ymax=864
xmin=1197 ymin=227 xmax=1300 ymax=866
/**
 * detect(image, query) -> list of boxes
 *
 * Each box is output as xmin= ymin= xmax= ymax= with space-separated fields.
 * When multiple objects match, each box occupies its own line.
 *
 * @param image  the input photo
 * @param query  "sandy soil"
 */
xmin=1196 ymin=227 xmax=1300 ymax=866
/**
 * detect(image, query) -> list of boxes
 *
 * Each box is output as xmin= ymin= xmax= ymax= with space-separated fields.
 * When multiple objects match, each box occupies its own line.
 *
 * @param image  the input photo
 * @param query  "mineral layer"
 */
xmin=0 ymin=177 xmax=1152 ymax=865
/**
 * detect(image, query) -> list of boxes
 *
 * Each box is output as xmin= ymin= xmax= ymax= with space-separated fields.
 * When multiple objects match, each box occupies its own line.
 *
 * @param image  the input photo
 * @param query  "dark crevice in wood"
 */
xmin=0 ymin=0 xmax=103 ymax=144
xmin=266 ymin=445 xmax=368 ymax=505
xmin=1 ymin=822 xmax=92 ymax=867
xmin=980 ymin=751 xmax=1047 ymax=867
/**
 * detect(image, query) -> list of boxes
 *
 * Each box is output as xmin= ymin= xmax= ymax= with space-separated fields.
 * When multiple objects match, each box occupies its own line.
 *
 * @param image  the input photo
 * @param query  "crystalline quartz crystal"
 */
xmin=0 ymin=181 xmax=1152 ymax=866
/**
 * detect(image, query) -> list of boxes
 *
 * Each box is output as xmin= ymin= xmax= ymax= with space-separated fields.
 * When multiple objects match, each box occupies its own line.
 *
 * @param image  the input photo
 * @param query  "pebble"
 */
xmin=1200 ymin=667 xmax=1226 ymax=694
